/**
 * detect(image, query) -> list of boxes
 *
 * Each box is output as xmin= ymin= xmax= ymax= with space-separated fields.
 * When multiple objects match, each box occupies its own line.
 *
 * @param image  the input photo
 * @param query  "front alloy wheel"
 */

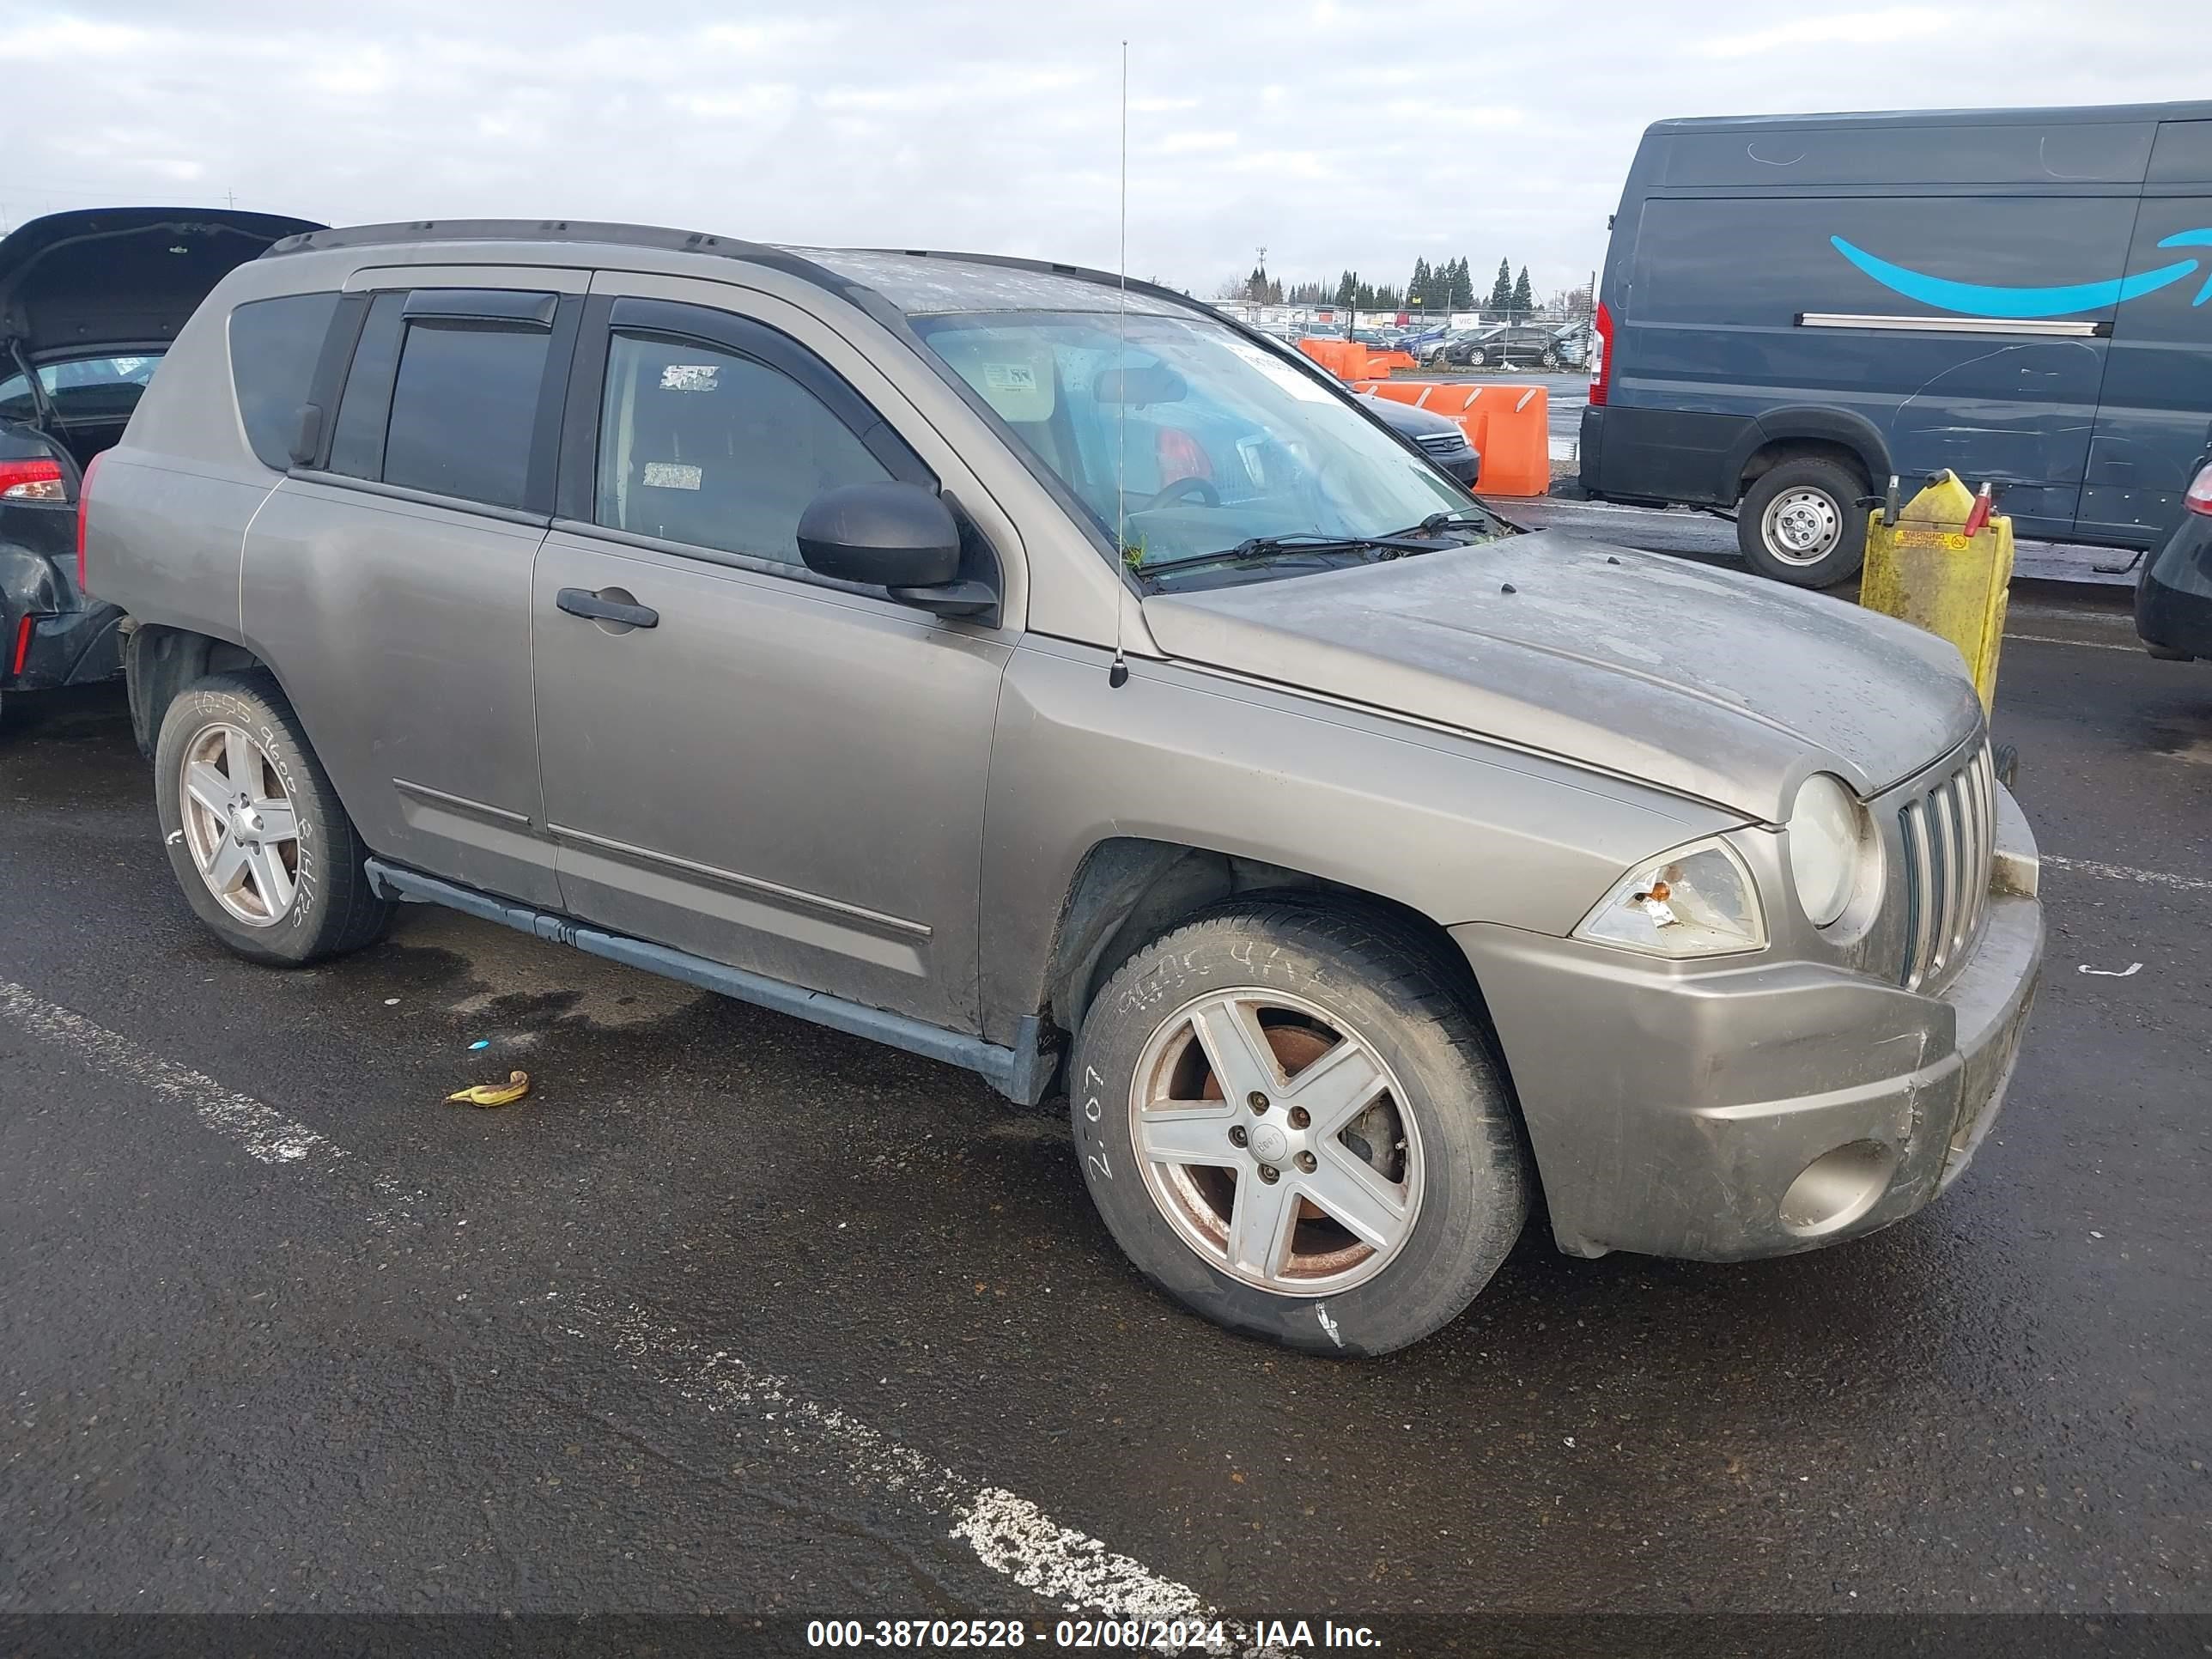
xmin=1072 ymin=897 xmax=1528 ymax=1356
xmin=1131 ymin=988 xmax=1421 ymax=1294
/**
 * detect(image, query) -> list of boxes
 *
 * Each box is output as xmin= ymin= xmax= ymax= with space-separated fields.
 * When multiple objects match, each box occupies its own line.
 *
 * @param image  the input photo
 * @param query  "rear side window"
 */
xmin=228 ymin=292 xmax=339 ymax=470
xmin=593 ymin=331 xmax=892 ymax=562
xmin=381 ymin=321 xmax=551 ymax=509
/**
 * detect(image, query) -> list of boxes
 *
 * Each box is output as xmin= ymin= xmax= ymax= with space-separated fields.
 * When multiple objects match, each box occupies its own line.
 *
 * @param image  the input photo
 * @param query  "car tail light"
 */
xmin=0 ymin=457 xmax=65 ymax=501
xmin=2187 ymin=462 xmax=2212 ymax=517
xmin=1589 ymin=301 xmax=1614 ymax=407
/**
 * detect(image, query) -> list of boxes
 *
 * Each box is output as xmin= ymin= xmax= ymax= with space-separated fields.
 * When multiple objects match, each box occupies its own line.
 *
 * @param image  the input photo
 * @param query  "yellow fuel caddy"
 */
xmin=1860 ymin=471 xmax=2014 ymax=714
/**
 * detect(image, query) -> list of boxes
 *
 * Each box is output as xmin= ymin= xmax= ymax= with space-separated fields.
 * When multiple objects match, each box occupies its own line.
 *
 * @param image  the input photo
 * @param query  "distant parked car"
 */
xmin=1414 ymin=327 xmax=1472 ymax=365
xmin=1549 ymin=324 xmax=1593 ymax=369
xmin=0 ymin=207 xmax=320 ymax=725
xmin=1447 ymin=326 xmax=1569 ymax=370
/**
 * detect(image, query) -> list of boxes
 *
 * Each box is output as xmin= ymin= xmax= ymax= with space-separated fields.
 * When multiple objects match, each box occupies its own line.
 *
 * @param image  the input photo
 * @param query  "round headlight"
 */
xmin=1788 ymin=774 xmax=1869 ymax=928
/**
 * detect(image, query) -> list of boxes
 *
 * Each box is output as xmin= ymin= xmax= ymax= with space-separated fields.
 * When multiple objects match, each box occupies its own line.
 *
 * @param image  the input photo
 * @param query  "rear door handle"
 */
xmin=556 ymin=587 xmax=659 ymax=629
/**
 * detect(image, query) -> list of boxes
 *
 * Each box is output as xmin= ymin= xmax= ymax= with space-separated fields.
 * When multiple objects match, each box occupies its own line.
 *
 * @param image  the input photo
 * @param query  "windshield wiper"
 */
xmin=1138 ymin=530 xmax=1438 ymax=576
xmin=1381 ymin=510 xmax=1500 ymax=540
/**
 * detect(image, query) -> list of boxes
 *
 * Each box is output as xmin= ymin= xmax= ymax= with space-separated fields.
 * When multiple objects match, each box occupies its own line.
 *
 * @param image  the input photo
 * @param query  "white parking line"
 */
xmin=2043 ymin=855 xmax=2212 ymax=894
xmin=0 ymin=980 xmax=338 ymax=1165
xmin=2002 ymin=633 xmax=2140 ymax=652
xmin=0 ymin=980 xmax=1272 ymax=1654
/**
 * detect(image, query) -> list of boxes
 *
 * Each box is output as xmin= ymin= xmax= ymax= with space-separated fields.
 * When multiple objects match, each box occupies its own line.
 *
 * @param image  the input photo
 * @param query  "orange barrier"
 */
xmin=1351 ymin=379 xmax=1552 ymax=496
xmin=1296 ymin=337 xmax=1366 ymax=379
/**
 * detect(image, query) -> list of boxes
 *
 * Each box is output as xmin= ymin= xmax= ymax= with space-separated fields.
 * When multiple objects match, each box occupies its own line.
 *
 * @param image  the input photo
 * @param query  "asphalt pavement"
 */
xmin=2 ymin=580 xmax=2207 ymax=1650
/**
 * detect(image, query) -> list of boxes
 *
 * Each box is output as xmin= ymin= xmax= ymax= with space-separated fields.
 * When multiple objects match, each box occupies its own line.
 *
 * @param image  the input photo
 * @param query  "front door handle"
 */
xmin=556 ymin=586 xmax=659 ymax=629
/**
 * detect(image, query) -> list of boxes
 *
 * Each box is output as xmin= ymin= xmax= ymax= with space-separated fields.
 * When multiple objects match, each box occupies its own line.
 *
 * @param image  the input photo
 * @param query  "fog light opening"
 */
xmin=1778 ymin=1139 xmax=1897 ymax=1236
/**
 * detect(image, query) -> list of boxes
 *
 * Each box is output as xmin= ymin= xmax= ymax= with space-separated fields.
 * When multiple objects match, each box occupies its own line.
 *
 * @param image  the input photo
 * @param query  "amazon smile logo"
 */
xmin=1832 ymin=230 xmax=2212 ymax=319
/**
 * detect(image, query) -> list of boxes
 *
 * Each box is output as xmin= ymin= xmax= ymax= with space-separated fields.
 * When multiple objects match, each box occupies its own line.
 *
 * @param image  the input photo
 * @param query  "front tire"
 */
xmin=1465 ymin=347 xmax=1488 ymax=368
xmin=1738 ymin=455 xmax=1869 ymax=586
xmin=1070 ymin=897 xmax=1528 ymax=1357
xmin=154 ymin=671 xmax=393 ymax=965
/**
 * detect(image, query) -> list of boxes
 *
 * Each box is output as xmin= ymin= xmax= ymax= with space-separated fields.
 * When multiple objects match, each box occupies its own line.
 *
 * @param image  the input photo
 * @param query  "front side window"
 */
xmin=380 ymin=319 xmax=550 ymax=509
xmin=910 ymin=309 xmax=1488 ymax=574
xmin=594 ymin=331 xmax=892 ymax=564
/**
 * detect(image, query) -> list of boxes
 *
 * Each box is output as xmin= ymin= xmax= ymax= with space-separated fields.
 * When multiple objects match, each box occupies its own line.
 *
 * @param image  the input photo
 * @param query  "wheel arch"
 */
xmin=123 ymin=623 xmax=276 ymax=759
xmin=1728 ymin=409 xmax=1890 ymax=501
xmin=1038 ymin=836 xmax=1516 ymax=1089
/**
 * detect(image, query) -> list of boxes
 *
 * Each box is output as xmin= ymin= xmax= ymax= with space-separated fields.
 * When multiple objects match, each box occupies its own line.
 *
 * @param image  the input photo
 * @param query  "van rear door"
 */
xmin=2080 ymin=120 xmax=2212 ymax=546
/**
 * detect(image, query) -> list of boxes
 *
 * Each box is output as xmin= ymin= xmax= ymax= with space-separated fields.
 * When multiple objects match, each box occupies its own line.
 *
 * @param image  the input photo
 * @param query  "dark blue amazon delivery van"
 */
xmin=1579 ymin=100 xmax=2212 ymax=586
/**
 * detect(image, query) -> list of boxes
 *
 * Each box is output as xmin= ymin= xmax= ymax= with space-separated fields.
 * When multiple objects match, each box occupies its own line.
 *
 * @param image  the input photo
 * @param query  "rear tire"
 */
xmin=1070 ymin=896 xmax=1528 ymax=1357
xmin=1738 ymin=455 xmax=1869 ymax=586
xmin=154 ymin=672 xmax=393 ymax=966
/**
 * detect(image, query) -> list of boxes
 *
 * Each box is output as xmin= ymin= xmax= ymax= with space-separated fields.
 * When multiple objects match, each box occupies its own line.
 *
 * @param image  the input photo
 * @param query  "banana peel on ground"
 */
xmin=446 ymin=1070 xmax=531 ymax=1109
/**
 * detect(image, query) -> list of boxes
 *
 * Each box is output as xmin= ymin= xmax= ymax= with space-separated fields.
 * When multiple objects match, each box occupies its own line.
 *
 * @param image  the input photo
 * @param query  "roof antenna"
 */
xmin=1109 ymin=37 xmax=1132 ymax=690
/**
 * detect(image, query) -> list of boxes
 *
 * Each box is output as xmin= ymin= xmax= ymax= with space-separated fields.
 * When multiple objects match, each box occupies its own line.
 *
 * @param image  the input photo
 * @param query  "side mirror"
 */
xmin=797 ymin=481 xmax=996 ymax=620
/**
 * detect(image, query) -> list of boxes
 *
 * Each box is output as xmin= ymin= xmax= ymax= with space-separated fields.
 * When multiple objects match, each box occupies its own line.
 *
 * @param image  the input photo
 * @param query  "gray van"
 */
xmin=84 ymin=222 xmax=2041 ymax=1356
xmin=1580 ymin=100 xmax=2212 ymax=585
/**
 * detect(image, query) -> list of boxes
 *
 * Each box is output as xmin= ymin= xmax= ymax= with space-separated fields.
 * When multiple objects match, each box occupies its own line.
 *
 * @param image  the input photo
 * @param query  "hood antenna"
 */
xmin=1109 ymin=37 xmax=1132 ymax=690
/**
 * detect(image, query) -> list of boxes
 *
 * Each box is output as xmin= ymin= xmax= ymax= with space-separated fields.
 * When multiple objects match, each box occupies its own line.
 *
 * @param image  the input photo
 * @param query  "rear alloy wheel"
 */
xmin=1540 ymin=348 xmax=1562 ymax=369
xmin=155 ymin=672 xmax=393 ymax=965
xmin=1073 ymin=898 xmax=1528 ymax=1356
xmin=1737 ymin=455 xmax=1869 ymax=586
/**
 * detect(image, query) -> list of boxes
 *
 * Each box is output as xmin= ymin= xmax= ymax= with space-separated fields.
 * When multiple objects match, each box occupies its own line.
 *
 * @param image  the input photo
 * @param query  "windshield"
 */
xmin=909 ymin=309 xmax=1492 ymax=571
xmin=0 ymin=353 xmax=164 ymax=426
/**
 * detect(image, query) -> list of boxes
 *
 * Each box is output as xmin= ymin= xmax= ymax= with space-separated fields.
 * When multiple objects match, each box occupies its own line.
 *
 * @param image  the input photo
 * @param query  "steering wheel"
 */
xmin=1140 ymin=477 xmax=1220 ymax=511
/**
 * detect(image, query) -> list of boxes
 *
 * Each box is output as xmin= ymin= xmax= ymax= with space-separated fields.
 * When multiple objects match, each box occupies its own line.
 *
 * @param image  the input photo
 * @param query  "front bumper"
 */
xmin=1453 ymin=791 xmax=2043 ymax=1261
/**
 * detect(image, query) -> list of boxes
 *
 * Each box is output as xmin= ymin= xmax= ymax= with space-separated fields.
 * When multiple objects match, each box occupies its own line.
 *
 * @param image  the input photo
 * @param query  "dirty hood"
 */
xmin=1141 ymin=532 xmax=1984 ymax=821
xmin=0 ymin=208 xmax=323 ymax=363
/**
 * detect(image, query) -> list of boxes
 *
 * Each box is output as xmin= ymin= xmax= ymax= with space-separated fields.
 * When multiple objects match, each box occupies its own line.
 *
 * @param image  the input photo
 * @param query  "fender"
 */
xmin=1720 ymin=407 xmax=1892 ymax=500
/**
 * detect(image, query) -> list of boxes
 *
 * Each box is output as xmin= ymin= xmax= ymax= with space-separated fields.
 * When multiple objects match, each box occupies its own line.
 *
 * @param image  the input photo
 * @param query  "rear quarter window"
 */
xmin=228 ymin=292 xmax=340 ymax=470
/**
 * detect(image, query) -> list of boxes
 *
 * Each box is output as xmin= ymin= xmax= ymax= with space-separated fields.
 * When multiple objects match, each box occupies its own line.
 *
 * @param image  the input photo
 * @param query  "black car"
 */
xmin=1366 ymin=394 xmax=1481 ymax=484
xmin=2136 ymin=453 xmax=2212 ymax=660
xmin=1443 ymin=325 xmax=1568 ymax=371
xmin=1 ymin=207 xmax=319 ymax=722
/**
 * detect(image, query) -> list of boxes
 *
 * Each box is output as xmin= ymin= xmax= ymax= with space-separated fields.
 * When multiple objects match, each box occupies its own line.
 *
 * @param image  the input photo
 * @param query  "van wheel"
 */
xmin=1739 ymin=456 xmax=1868 ymax=586
xmin=154 ymin=672 xmax=393 ymax=966
xmin=1070 ymin=897 xmax=1528 ymax=1357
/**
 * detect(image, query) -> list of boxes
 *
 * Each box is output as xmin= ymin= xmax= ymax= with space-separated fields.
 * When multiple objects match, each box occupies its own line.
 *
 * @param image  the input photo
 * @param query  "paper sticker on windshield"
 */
xmin=641 ymin=462 xmax=702 ymax=490
xmin=981 ymin=362 xmax=1038 ymax=393
xmin=660 ymin=364 xmax=719 ymax=392
xmin=1222 ymin=337 xmax=1334 ymax=402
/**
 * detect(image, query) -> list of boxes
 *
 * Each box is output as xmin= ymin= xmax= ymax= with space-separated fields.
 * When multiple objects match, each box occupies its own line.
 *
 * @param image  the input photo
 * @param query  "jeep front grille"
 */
xmin=1897 ymin=742 xmax=1996 ymax=991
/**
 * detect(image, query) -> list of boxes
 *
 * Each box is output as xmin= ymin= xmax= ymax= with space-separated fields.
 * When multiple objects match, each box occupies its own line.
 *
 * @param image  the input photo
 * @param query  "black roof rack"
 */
xmin=264 ymin=218 xmax=788 ymax=261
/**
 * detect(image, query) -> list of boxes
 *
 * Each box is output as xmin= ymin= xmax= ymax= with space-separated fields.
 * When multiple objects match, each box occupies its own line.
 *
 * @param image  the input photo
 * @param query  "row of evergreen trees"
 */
xmin=1237 ymin=258 xmax=1535 ymax=316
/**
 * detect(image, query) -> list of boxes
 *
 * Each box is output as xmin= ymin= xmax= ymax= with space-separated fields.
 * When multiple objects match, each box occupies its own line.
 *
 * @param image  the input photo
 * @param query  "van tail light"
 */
xmin=76 ymin=450 xmax=105 ymax=591
xmin=9 ymin=613 xmax=30 ymax=677
xmin=1589 ymin=301 xmax=1614 ymax=407
xmin=0 ymin=457 xmax=65 ymax=501
xmin=2186 ymin=462 xmax=2212 ymax=517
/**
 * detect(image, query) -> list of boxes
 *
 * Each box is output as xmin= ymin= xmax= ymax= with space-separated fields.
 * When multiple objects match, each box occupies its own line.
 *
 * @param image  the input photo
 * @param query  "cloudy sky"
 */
xmin=1 ymin=1 xmax=2198 ymax=301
